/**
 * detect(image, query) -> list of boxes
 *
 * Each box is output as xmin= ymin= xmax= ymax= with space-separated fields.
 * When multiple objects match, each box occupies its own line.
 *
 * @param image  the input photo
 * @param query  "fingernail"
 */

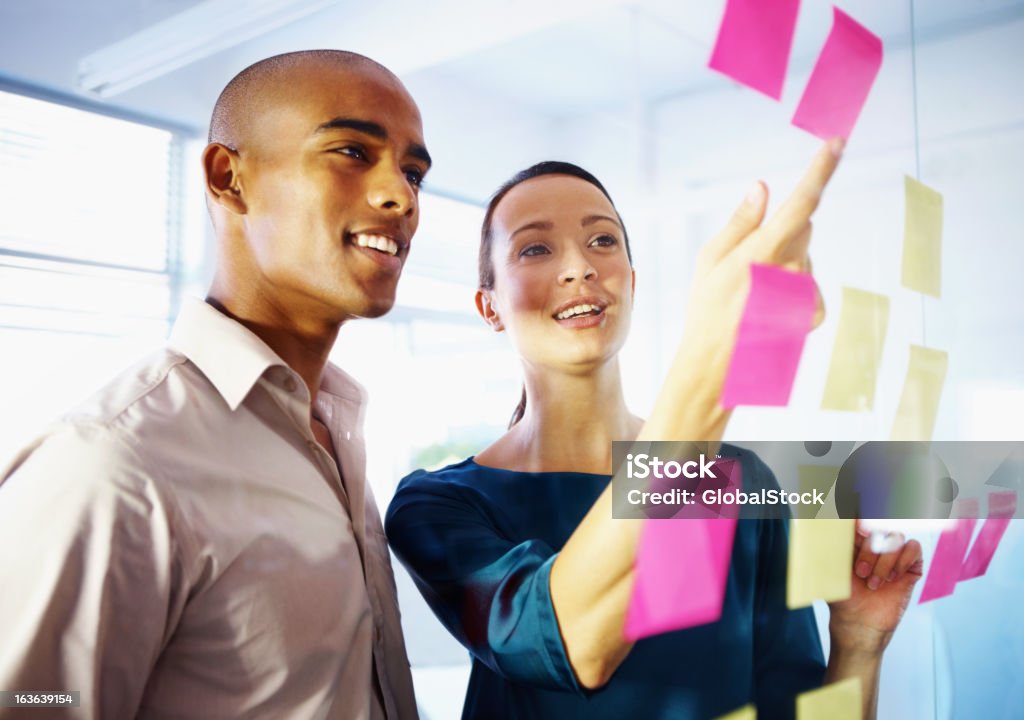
xmin=746 ymin=181 xmax=764 ymax=204
xmin=868 ymin=576 xmax=881 ymax=590
xmin=888 ymin=571 xmax=897 ymax=582
xmin=856 ymin=561 xmax=871 ymax=579
xmin=829 ymin=137 xmax=846 ymax=158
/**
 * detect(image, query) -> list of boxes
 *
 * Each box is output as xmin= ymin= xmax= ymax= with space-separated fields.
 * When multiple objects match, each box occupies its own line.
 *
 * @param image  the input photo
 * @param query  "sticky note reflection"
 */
xmin=901 ymin=176 xmax=944 ymax=297
xmin=919 ymin=498 xmax=978 ymax=603
xmin=890 ymin=346 xmax=949 ymax=441
xmin=786 ymin=518 xmax=854 ymax=608
xmin=794 ymin=465 xmax=841 ymax=519
xmin=821 ymin=288 xmax=890 ymax=411
xmin=715 ymin=704 xmax=756 ymax=720
xmin=625 ymin=460 xmax=741 ymax=640
xmin=792 ymin=7 xmax=883 ymax=140
xmin=960 ymin=491 xmax=1017 ymax=581
xmin=796 ymin=677 xmax=862 ymax=720
xmin=721 ymin=264 xmax=817 ymax=408
xmin=708 ymin=0 xmax=800 ymax=100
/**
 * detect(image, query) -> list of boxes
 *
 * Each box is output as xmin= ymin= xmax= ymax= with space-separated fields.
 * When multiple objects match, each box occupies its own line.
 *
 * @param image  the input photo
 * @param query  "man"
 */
xmin=0 ymin=50 xmax=428 ymax=718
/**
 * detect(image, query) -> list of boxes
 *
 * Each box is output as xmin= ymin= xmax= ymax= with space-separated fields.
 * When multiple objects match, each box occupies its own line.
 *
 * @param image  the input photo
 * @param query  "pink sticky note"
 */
xmin=919 ymin=499 xmax=979 ymax=604
xmin=625 ymin=460 xmax=740 ymax=640
xmin=791 ymin=7 xmax=883 ymax=140
xmin=721 ymin=264 xmax=817 ymax=408
xmin=959 ymin=491 xmax=1017 ymax=581
xmin=708 ymin=0 xmax=801 ymax=100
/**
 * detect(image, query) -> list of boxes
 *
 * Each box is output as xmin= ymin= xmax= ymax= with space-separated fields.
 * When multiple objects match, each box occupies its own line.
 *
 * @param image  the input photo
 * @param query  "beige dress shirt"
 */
xmin=0 ymin=298 xmax=418 ymax=719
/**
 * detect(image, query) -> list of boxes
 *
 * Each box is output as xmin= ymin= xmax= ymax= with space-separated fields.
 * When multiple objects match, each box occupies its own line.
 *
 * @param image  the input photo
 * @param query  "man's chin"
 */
xmin=352 ymin=294 xmax=397 ymax=320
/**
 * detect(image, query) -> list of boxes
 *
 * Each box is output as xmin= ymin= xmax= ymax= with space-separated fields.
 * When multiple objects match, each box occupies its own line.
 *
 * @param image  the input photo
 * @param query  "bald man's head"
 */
xmin=208 ymin=50 xmax=399 ymax=148
xmin=202 ymin=49 xmax=428 ymax=323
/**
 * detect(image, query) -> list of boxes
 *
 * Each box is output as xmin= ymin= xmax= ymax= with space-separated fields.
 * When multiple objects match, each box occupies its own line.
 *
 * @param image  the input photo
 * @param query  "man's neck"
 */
xmin=204 ymin=291 xmax=341 ymax=405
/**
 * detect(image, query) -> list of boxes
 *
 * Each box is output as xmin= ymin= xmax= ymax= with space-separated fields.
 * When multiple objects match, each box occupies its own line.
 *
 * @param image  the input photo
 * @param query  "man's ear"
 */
xmin=631 ymin=269 xmax=636 ymax=300
xmin=475 ymin=289 xmax=504 ymax=332
xmin=203 ymin=143 xmax=246 ymax=215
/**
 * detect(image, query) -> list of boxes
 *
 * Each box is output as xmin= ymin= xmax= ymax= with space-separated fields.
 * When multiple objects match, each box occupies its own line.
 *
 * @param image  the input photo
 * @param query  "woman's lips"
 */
xmin=554 ymin=307 xmax=606 ymax=329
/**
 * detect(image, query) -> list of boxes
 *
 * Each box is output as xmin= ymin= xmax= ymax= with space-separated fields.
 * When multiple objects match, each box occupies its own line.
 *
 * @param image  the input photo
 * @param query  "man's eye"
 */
xmin=520 ymin=244 xmax=550 ymax=257
xmin=405 ymin=168 xmax=425 ymax=188
xmin=590 ymin=234 xmax=618 ymax=248
xmin=335 ymin=146 xmax=367 ymax=160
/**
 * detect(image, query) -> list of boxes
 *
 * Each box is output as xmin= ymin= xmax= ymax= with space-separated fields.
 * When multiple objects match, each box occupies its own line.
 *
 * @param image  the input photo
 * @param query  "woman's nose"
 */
xmin=558 ymin=251 xmax=598 ymax=285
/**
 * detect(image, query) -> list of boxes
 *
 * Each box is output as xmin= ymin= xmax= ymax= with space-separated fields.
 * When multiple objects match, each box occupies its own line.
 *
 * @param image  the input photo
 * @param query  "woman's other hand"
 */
xmin=827 ymin=523 xmax=924 ymax=656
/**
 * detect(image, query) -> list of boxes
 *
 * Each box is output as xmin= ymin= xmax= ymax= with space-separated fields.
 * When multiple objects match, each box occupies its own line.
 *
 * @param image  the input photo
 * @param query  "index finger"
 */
xmin=757 ymin=138 xmax=845 ymax=253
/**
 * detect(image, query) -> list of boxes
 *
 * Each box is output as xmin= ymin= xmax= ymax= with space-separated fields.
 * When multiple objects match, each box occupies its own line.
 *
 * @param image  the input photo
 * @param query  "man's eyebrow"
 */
xmin=409 ymin=143 xmax=432 ymax=170
xmin=510 ymin=220 xmax=554 ymax=240
xmin=315 ymin=117 xmax=388 ymax=139
xmin=581 ymin=214 xmax=621 ymax=228
xmin=315 ymin=116 xmax=432 ymax=169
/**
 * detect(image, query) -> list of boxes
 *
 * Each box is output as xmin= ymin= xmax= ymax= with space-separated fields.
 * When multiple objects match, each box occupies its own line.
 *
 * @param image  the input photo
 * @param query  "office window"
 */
xmin=0 ymin=89 xmax=184 ymax=460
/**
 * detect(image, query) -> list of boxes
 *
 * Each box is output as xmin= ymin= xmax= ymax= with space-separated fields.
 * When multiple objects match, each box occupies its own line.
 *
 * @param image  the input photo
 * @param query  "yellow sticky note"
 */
xmin=786 ymin=518 xmax=854 ymax=608
xmin=901 ymin=176 xmax=943 ymax=297
xmin=715 ymin=704 xmax=756 ymax=720
xmin=890 ymin=345 xmax=949 ymax=441
xmin=794 ymin=465 xmax=841 ymax=519
xmin=797 ymin=677 xmax=862 ymax=720
xmin=821 ymin=288 xmax=890 ymax=411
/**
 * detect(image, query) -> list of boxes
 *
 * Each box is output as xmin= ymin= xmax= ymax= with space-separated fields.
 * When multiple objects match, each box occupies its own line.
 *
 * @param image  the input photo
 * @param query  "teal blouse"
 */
xmin=385 ymin=446 xmax=825 ymax=719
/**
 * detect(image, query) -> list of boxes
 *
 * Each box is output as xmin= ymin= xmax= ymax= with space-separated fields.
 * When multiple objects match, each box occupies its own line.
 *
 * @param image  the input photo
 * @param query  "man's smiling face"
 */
xmin=233 ymin=59 xmax=430 ymax=321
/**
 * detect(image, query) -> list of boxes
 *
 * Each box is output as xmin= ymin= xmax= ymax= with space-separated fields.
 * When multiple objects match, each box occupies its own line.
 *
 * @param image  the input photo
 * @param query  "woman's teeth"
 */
xmin=556 ymin=304 xmax=603 ymax=320
xmin=354 ymin=233 xmax=398 ymax=256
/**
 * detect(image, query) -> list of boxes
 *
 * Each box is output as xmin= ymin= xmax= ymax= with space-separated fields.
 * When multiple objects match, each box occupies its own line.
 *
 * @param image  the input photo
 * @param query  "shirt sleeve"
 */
xmin=747 ymin=455 xmax=827 ymax=720
xmin=0 ymin=422 xmax=190 ymax=719
xmin=385 ymin=474 xmax=582 ymax=693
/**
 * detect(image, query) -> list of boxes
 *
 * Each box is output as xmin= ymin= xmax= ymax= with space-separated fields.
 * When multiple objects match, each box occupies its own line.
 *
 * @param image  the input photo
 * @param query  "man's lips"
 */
xmin=346 ymin=229 xmax=407 ymax=272
xmin=347 ymin=229 xmax=408 ymax=257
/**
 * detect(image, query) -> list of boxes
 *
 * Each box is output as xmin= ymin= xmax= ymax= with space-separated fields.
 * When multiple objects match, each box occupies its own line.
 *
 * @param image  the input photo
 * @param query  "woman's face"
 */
xmin=477 ymin=174 xmax=635 ymax=373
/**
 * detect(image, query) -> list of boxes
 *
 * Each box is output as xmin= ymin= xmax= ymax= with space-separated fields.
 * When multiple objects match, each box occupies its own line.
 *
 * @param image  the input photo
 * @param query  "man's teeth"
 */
xmin=556 ymin=304 xmax=604 ymax=320
xmin=354 ymin=233 xmax=399 ymax=256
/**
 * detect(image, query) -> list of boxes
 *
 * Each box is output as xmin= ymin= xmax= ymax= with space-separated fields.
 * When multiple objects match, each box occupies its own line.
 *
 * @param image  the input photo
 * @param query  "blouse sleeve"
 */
xmin=747 ymin=454 xmax=828 ymax=720
xmin=385 ymin=473 xmax=583 ymax=693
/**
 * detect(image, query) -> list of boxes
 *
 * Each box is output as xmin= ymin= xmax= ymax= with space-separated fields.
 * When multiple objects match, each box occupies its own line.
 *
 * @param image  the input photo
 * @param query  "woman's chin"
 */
xmin=542 ymin=341 xmax=627 ymax=373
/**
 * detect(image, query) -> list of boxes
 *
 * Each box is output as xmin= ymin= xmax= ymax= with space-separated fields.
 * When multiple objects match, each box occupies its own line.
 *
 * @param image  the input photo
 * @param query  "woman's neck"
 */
xmin=479 ymin=358 xmax=643 ymax=474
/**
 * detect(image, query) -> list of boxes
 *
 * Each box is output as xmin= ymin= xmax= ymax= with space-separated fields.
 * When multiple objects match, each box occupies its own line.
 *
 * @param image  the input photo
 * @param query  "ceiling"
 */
xmin=2 ymin=0 xmax=1022 ymax=202
xmin=3 ymin=0 xmax=1023 ymax=133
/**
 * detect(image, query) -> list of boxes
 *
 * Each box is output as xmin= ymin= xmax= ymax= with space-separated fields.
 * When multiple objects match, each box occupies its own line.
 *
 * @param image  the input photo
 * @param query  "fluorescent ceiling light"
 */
xmin=77 ymin=0 xmax=340 ymax=98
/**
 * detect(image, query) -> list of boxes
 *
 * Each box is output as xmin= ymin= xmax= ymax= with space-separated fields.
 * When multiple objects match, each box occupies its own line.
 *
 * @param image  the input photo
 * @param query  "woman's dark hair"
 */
xmin=477 ymin=161 xmax=634 ymax=427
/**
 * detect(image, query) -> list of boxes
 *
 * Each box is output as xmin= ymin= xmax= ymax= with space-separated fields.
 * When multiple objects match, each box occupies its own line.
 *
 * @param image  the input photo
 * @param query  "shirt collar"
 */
xmin=319 ymin=362 xmax=366 ymax=405
xmin=168 ymin=298 xmax=367 ymax=412
xmin=168 ymin=298 xmax=290 ymax=411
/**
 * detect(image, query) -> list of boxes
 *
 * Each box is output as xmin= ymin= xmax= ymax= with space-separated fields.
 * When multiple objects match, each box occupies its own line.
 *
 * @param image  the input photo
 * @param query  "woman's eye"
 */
xmin=590 ymin=234 xmax=618 ymax=248
xmin=520 ymin=244 xmax=550 ymax=257
xmin=405 ymin=168 xmax=425 ymax=189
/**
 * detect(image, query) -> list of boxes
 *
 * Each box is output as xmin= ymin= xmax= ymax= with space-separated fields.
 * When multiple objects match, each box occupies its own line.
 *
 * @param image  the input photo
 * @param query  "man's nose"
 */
xmin=367 ymin=163 xmax=416 ymax=217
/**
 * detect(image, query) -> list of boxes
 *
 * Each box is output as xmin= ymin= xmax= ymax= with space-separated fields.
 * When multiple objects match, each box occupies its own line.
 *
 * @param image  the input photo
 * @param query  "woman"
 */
xmin=386 ymin=143 xmax=922 ymax=719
